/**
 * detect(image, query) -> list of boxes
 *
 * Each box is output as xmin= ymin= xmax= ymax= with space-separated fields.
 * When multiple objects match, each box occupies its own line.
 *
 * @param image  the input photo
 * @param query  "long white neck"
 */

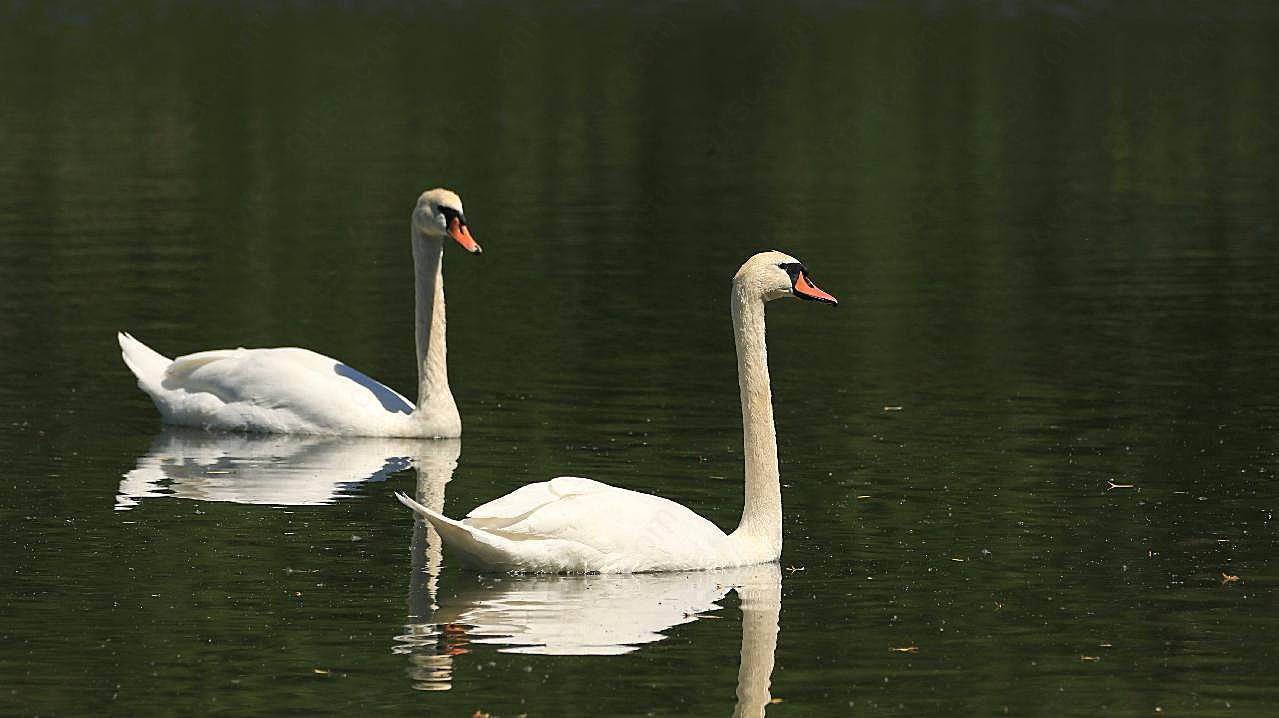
xmin=728 ymin=283 xmax=782 ymax=560
xmin=410 ymin=229 xmax=454 ymax=419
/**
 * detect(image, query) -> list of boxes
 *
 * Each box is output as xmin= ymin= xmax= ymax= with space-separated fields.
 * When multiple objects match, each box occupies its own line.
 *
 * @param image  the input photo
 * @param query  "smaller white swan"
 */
xmin=395 ymin=250 xmax=837 ymax=573
xmin=119 ymin=188 xmax=480 ymax=437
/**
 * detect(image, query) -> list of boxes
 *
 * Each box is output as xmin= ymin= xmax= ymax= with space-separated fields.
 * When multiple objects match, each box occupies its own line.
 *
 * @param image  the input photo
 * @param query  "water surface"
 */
xmin=2 ymin=2 xmax=1278 ymax=716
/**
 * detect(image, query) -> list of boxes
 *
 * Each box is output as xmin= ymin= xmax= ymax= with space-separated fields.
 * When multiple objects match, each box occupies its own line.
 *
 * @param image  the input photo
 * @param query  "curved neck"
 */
xmin=410 ymin=229 xmax=452 ymax=415
xmin=729 ymin=283 xmax=781 ymax=559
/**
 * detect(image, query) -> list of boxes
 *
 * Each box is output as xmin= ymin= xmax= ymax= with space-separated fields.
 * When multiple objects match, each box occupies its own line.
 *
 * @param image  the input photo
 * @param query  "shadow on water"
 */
xmin=3 ymin=0 xmax=1279 ymax=715
xmin=116 ymin=428 xmax=454 ymax=509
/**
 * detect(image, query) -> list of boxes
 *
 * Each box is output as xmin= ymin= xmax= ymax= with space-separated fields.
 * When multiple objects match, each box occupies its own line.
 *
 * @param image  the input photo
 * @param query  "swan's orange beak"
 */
xmin=448 ymin=216 xmax=482 ymax=255
xmin=793 ymin=270 xmax=838 ymax=306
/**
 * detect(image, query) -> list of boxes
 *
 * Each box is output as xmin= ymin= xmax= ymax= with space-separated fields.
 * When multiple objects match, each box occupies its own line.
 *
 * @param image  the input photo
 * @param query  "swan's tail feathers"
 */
xmin=117 ymin=332 xmax=172 ymax=390
xmin=394 ymin=492 xmax=520 ymax=570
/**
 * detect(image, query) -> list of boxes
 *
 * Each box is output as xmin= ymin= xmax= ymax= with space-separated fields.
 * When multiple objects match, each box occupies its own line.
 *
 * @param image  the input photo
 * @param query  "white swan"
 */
xmin=118 ymin=188 xmax=480 ymax=437
xmin=395 ymin=250 xmax=837 ymax=573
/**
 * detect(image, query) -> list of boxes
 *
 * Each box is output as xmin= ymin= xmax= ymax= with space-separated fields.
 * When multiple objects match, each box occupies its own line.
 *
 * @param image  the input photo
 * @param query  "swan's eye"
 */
xmin=439 ymin=206 xmax=466 ymax=225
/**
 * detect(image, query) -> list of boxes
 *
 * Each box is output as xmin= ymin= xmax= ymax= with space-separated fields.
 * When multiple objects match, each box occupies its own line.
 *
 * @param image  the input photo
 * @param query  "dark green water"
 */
xmin=3 ymin=1 xmax=1279 ymax=715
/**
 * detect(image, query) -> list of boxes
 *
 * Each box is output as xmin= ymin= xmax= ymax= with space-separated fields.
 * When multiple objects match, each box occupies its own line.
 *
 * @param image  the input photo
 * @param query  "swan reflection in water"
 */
xmin=395 ymin=484 xmax=783 ymax=716
xmin=116 ymin=428 xmax=459 ymax=510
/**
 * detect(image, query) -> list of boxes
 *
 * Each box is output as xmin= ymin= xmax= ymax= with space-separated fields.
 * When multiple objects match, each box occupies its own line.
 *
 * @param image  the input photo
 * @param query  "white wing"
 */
xmin=119 ymin=333 xmax=424 ymax=435
xmin=399 ymin=477 xmax=743 ymax=573
xmin=465 ymin=476 xmax=613 ymax=524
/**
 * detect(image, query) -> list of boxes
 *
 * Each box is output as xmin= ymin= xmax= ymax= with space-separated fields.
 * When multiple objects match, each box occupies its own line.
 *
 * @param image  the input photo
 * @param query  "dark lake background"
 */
xmin=2 ymin=1 xmax=1278 ymax=715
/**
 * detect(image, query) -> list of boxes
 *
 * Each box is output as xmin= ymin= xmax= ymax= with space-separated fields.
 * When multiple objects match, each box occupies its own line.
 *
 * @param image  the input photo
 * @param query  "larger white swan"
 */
xmin=118 ymin=188 xmax=480 ymax=437
xmin=395 ymin=250 xmax=837 ymax=573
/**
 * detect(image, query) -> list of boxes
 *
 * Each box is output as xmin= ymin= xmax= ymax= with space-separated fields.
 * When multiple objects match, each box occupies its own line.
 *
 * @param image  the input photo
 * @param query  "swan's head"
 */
xmin=735 ymin=250 xmax=838 ymax=306
xmin=413 ymin=188 xmax=482 ymax=255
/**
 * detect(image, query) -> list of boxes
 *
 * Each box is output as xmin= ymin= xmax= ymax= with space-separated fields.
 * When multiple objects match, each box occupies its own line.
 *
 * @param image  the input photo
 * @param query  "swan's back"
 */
xmin=457 ymin=477 xmax=743 ymax=573
xmin=117 ymin=333 xmax=435 ymax=436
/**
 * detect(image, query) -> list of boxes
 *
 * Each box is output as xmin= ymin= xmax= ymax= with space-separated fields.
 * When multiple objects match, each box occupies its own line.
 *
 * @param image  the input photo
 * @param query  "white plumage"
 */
xmin=118 ymin=188 xmax=480 ymax=437
xmin=117 ymin=335 xmax=449 ymax=436
xmin=397 ymin=478 xmax=743 ymax=573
